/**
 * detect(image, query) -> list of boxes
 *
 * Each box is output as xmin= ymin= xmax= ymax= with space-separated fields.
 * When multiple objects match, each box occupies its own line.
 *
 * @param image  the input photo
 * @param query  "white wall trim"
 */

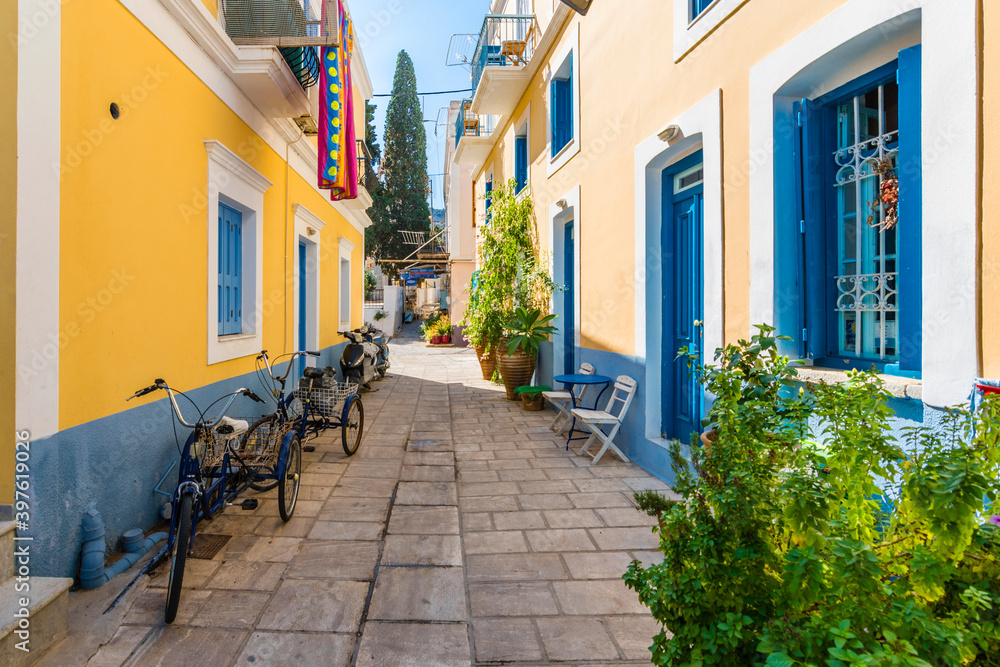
xmin=546 ymin=23 xmax=581 ymax=178
xmin=338 ymin=237 xmax=355 ymax=330
xmin=747 ymin=0 xmax=978 ymax=407
xmin=633 ymin=89 xmax=723 ymax=443
xmin=292 ymin=203 xmax=328 ymax=233
xmin=293 ymin=212 xmax=321 ymax=361
xmin=15 ymin=0 xmax=61 ymax=437
xmin=548 ymin=185 xmax=582 ymax=378
xmin=673 ymin=0 xmax=751 ymax=62
xmin=206 ymin=140 xmax=272 ymax=364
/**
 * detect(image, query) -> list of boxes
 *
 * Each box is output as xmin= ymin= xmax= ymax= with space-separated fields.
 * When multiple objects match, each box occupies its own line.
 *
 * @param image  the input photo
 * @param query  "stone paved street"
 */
xmin=42 ymin=324 xmax=668 ymax=666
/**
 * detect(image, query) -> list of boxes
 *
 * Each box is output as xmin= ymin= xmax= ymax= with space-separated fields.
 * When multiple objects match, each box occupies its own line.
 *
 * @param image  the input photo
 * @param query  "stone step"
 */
xmin=0 ymin=575 xmax=74 ymax=666
xmin=0 ymin=520 xmax=15 ymax=586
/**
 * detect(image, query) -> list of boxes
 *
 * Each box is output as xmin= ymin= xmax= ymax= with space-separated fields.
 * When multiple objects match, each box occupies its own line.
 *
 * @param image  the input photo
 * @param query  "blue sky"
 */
xmin=350 ymin=1 xmax=489 ymax=210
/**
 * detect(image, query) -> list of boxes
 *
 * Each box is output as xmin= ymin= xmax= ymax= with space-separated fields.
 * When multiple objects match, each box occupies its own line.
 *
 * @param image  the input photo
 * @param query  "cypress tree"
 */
xmin=375 ymin=50 xmax=430 ymax=274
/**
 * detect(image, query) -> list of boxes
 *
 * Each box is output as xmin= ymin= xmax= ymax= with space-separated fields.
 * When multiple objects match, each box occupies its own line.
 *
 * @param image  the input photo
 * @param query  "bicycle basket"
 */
xmin=199 ymin=419 xmax=288 ymax=468
xmin=294 ymin=381 xmax=358 ymax=419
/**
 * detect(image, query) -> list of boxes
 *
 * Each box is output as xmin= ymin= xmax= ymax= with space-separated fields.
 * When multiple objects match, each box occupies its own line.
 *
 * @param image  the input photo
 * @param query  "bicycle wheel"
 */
xmin=243 ymin=416 xmax=279 ymax=492
xmin=278 ymin=433 xmax=301 ymax=522
xmin=165 ymin=493 xmax=193 ymax=624
xmin=341 ymin=397 xmax=365 ymax=456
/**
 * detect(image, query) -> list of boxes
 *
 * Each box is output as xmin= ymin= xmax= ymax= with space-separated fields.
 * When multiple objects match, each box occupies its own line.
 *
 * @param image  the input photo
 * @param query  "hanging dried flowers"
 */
xmin=865 ymin=157 xmax=898 ymax=231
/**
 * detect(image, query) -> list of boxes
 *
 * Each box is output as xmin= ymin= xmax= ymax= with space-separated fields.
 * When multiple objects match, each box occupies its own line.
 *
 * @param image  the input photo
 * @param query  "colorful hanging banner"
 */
xmin=318 ymin=0 xmax=357 ymax=201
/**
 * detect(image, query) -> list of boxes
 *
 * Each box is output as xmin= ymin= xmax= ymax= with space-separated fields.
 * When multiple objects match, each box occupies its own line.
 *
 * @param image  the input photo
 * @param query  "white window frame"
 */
xmin=514 ymin=103 xmax=531 ymax=198
xmin=205 ymin=140 xmax=272 ymax=365
xmin=293 ymin=204 xmax=324 ymax=365
xmin=672 ymin=0 xmax=750 ymax=63
xmin=747 ymin=1 xmax=978 ymax=407
xmin=339 ymin=236 xmax=355 ymax=331
xmin=547 ymin=23 xmax=580 ymax=178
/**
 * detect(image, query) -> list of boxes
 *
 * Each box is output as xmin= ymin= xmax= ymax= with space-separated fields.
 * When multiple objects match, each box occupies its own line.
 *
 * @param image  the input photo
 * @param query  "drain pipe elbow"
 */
xmin=79 ymin=507 xmax=168 ymax=589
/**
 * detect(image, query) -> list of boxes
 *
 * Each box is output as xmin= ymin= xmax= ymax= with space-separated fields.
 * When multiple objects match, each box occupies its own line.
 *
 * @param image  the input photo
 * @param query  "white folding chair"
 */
xmin=571 ymin=375 xmax=637 ymax=465
xmin=542 ymin=363 xmax=595 ymax=434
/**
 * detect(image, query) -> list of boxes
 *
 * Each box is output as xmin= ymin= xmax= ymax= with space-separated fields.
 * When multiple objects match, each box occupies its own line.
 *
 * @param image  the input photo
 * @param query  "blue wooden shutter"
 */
xmin=218 ymin=203 xmax=243 ymax=335
xmin=551 ymin=55 xmax=573 ymax=156
xmin=795 ymin=98 xmax=828 ymax=360
xmin=895 ymin=45 xmax=922 ymax=373
xmin=515 ymin=136 xmax=527 ymax=192
xmin=485 ymin=179 xmax=493 ymax=224
xmin=550 ymin=77 xmax=560 ymax=157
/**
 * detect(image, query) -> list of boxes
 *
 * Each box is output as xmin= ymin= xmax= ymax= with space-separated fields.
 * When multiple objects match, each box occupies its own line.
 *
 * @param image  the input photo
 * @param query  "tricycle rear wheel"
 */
xmin=278 ymin=434 xmax=301 ymax=522
xmin=341 ymin=398 xmax=364 ymax=456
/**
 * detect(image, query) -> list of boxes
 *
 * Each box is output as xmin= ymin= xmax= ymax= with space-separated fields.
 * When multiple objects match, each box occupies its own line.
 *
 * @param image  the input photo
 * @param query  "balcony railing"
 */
xmin=471 ymin=14 xmax=537 ymax=92
xmin=357 ymin=140 xmax=378 ymax=192
xmin=278 ymin=46 xmax=320 ymax=89
xmin=454 ymin=100 xmax=498 ymax=149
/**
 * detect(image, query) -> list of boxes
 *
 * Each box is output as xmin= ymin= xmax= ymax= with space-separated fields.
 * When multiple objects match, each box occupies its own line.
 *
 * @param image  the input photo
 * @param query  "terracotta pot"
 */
xmin=476 ymin=344 xmax=497 ymax=381
xmin=442 ymin=335 xmax=451 ymax=344
xmin=497 ymin=339 xmax=536 ymax=400
xmin=521 ymin=393 xmax=544 ymax=411
xmin=431 ymin=336 xmax=442 ymax=345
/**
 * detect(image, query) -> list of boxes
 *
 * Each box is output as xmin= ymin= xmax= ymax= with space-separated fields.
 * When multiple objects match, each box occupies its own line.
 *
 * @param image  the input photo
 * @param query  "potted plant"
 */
xmin=514 ymin=385 xmax=551 ymax=411
xmin=458 ymin=179 xmax=559 ymax=383
xmin=419 ymin=312 xmax=441 ymax=344
xmin=498 ymin=307 xmax=557 ymax=400
xmin=435 ymin=314 xmax=452 ymax=344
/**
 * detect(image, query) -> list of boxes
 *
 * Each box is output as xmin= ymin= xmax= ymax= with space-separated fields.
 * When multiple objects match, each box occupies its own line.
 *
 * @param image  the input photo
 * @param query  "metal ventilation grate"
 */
xmin=221 ymin=0 xmax=340 ymax=47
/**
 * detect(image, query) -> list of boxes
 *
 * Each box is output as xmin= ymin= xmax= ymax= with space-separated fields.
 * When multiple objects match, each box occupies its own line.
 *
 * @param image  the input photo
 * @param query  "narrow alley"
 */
xmin=40 ymin=326 xmax=667 ymax=666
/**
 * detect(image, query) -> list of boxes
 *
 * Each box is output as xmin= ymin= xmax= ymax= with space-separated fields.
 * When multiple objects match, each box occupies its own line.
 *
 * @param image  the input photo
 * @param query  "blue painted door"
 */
xmin=298 ymin=241 xmax=307 ymax=376
xmin=564 ymin=220 xmax=575 ymax=374
xmin=662 ymin=154 xmax=704 ymax=442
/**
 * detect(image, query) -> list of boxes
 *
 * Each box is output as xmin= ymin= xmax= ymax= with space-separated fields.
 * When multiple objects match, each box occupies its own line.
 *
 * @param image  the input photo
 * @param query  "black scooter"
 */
xmin=339 ymin=330 xmax=378 ymax=390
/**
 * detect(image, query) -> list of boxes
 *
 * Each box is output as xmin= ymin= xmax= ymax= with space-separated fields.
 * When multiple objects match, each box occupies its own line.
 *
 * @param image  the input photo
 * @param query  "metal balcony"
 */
xmin=454 ymin=100 xmax=498 ymax=149
xmin=356 ymin=139 xmax=378 ymax=193
xmin=220 ymin=0 xmax=339 ymax=46
xmin=470 ymin=14 xmax=537 ymax=93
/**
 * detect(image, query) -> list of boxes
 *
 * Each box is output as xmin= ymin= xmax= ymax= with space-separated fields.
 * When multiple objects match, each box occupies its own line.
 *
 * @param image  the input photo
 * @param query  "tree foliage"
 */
xmin=459 ymin=179 xmax=557 ymax=350
xmin=365 ymin=50 xmax=430 ymax=278
xmin=625 ymin=326 xmax=1000 ymax=665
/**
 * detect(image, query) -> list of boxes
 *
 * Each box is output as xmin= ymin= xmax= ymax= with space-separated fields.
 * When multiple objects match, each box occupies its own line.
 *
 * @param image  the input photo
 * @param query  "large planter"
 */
xmin=521 ymin=393 xmax=544 ymax=411
xmin=497 ymin=340 xmax=536 ymax=401
xmin=476 ymin=344 xmax=497 ymax=381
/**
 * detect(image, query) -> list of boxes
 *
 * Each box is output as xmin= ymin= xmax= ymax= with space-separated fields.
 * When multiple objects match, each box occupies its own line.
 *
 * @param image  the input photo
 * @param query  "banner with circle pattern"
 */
xmin=318 ymin=0 xmax=357 ymax=201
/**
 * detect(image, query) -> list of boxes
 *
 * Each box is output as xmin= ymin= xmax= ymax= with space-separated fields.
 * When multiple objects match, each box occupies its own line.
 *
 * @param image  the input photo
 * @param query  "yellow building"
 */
xmin=451 ymin=0 xmax=987 ymax=478
xmin=8 ymin=0 xmax=374 ymax=578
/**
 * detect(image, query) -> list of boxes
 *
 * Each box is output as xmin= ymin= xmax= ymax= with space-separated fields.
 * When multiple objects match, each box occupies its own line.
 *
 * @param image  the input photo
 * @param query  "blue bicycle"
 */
xmin=128 ymin=379 xmax=301 ymax=623
xmin=247 ymin=350 xmax=364 ymax=487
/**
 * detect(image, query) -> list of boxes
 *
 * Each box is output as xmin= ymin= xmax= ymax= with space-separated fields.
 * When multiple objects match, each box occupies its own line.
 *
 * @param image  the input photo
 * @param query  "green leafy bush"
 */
xmin=625 ymin=325 xmax=1000 ymax=665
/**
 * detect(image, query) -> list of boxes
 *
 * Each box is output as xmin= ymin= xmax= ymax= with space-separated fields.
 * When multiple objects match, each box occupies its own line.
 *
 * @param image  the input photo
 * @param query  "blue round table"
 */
xmin=553 ymin=373 xmax=613 ymax=449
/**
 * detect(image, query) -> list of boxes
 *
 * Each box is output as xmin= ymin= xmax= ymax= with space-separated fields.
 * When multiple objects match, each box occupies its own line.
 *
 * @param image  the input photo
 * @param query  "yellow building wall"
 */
xmin=475 ymin=0 xmax=850 ymax=356
xmin=1 ymin=0 xmax=17 ymax=505
xmin=982 ymin=2 xmax=999 ymax=378
xmin=59 ymin=0 xmax=362 ymax=430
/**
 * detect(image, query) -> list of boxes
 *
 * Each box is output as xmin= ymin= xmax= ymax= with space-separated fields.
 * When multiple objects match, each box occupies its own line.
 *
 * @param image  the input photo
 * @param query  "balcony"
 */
xmin=469 ymin=13 xmax=537 ymax=118
xmin=453 ymin=99 xmax=499 ymax=167
xmin=356 ymin=139 xmax=378 ymax=194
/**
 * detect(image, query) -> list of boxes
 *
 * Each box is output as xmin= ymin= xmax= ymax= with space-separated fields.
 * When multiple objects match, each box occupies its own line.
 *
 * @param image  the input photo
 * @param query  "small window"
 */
xmin=218 ymin=203 xmax=243 ymax=335
xmin=485 ymin=178 xmax=493 ymax=224
xmin=340 ymin=257 xmax=350 ymax=324
xmin=674 ymin=165 xmax=704 ymax=194
xmin=550 ymin=53 xmax=573 ymax=157
xmin=691 ymin=0 xmax=714 ymax=21
xmin=515 ymin=134 xmax=528 ymax=193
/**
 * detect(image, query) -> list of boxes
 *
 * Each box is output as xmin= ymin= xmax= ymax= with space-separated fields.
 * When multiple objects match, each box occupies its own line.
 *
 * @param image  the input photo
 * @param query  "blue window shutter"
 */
xmin=896 ymin=45 xmax=922 ymax=372
xmin=550 ymin=78 xmax=560 ymax=157
xmin=797 ymin=97 xmax=828 ymax=360
xmin=218 ymin=203 xmax=243 ymax=335
xmin=515 ymin=136 xmax=527 ymax=192
xmin=565 ymin=53 xmax=573 ymax=144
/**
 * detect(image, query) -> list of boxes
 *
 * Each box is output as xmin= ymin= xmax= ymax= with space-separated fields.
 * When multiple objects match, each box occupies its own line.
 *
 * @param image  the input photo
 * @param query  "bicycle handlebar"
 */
xmin=127 ymin=380 xmax=260 ymax=428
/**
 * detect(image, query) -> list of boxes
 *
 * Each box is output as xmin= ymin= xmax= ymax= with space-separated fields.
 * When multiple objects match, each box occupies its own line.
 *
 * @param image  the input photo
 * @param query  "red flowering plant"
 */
xmin=866 ymin=157 xmax=899 ymax=231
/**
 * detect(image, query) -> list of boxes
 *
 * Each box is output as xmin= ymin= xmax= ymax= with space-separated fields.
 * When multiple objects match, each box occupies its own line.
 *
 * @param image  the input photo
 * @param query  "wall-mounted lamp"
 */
xmin=307 ymin=227 xmax=317 ymax=236
xmin=658 ymin=124 xmax=682 ymax=143
xmin=556 ymin=199 xmax=568 ymax=209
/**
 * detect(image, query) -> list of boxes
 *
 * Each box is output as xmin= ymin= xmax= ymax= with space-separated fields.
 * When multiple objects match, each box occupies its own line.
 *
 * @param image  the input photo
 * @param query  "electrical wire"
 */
xmin=371 ymin=87 xmax=472 ymax=98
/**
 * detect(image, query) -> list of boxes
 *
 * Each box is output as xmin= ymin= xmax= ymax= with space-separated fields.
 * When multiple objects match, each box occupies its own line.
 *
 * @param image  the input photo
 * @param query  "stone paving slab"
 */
xmin=53 ymin=325 xmax=670 ymax=665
